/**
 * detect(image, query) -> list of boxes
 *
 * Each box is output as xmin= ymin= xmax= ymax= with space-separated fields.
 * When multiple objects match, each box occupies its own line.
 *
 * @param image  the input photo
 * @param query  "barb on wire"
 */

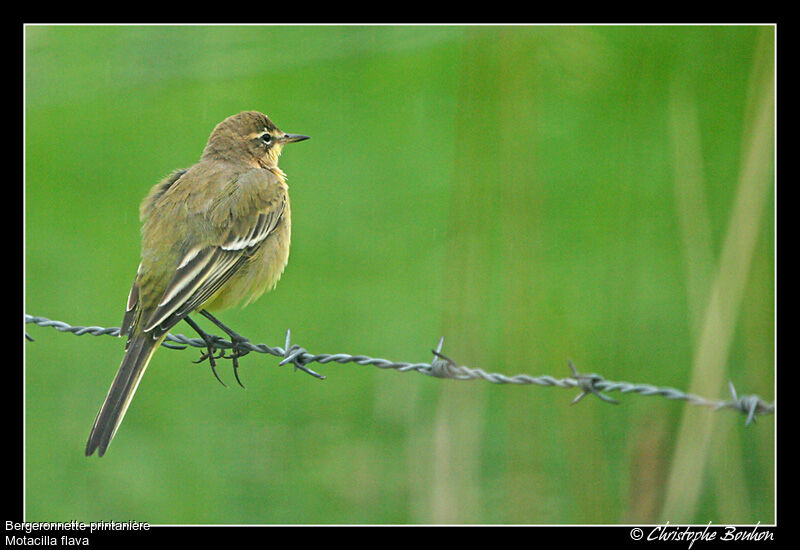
xmin=24 ymin=314 xmax=774 ymax=425
xmin=567 ymin=360 xmax=619 ymax=405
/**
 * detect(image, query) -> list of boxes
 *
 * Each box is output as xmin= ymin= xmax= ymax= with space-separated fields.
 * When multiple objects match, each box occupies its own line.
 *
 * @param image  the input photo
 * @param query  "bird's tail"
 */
xmin=85 ymin=331 xmax=163 ymax=457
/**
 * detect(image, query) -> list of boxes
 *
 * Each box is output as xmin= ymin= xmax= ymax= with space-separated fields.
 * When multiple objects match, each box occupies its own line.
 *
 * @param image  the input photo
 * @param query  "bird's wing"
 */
xmin=120 ymin=264 xmax=142 ymax=340
xmin=141 ymin=172 xmax=287 ymax=337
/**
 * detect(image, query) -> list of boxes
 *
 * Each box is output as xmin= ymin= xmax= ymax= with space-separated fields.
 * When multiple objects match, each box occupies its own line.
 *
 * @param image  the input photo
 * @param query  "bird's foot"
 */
xmin=197 ymin=310 xmax=252 ymax=389
xmin=214 ymin=334 xmax=251 ymax=388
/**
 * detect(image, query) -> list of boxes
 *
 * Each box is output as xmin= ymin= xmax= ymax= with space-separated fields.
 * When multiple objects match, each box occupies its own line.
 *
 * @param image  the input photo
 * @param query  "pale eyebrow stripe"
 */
xmin=247 ymin=129 xmax=272 ymax=140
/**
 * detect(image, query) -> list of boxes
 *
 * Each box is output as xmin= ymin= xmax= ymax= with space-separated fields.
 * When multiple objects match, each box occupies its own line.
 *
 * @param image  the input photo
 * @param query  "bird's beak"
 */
xmin=280 ymin=133 xmax=310 ymax=143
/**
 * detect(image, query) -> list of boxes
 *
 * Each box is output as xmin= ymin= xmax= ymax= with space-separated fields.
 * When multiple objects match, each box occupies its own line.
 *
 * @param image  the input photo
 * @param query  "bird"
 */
xmin=85 ymin=111 xmax=309 ymax=457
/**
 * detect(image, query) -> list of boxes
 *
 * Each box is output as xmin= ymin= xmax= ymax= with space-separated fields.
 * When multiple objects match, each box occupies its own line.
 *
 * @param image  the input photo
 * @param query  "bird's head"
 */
xmin=202 ymin=111 xmax=309 ymax=169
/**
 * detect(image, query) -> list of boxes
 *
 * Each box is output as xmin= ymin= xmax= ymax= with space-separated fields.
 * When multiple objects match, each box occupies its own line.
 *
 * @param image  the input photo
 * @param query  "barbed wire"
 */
xmin=24 ymin=314 xmax=774 ymax=425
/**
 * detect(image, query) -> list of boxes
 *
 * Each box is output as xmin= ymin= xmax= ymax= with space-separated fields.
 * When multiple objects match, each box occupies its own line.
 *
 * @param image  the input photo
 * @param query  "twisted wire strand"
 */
xmin=24 ymin=314 xmax=774 ymax=425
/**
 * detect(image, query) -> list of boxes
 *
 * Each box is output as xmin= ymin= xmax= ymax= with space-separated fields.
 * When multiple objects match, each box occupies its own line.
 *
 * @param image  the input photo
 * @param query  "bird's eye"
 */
xmin=260 ymin=133 xmax=272 ymax=145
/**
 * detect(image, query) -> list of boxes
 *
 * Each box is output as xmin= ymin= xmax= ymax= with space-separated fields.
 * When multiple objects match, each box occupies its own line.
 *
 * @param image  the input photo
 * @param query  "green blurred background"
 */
xmin=24 ymin=25 xmax=774 ymax=525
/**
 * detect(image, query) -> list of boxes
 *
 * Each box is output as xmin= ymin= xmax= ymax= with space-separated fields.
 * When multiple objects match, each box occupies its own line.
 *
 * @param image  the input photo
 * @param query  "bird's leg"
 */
xmin=183 ymin=316 xmax=227 ymax=387
xmin=199 ymin=310 xmax=250 ymax=388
